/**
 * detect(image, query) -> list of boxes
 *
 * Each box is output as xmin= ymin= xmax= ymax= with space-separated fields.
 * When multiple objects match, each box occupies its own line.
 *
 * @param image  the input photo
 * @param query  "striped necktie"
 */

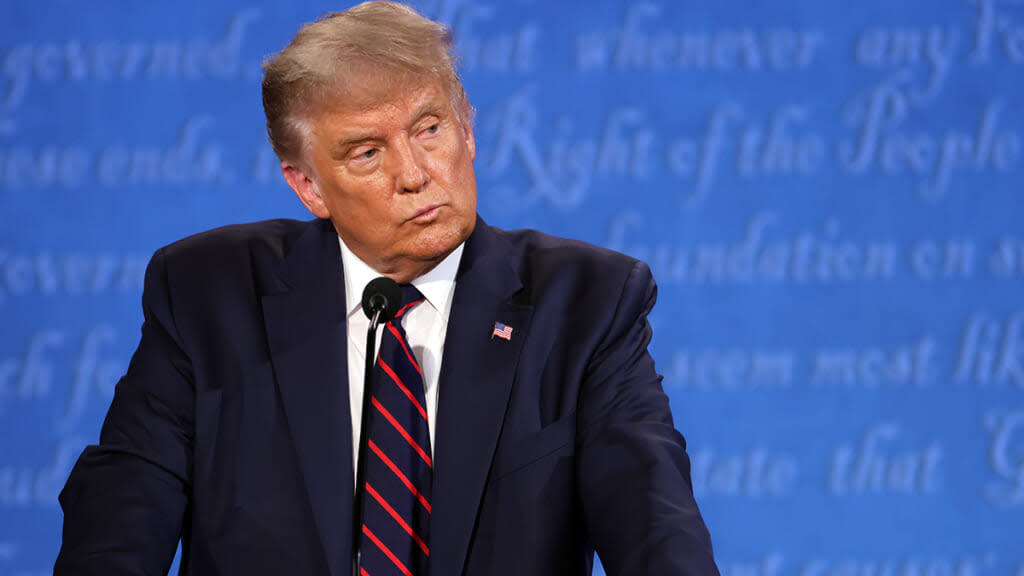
xmin=359 ymin=284 xmax=432 ymax=576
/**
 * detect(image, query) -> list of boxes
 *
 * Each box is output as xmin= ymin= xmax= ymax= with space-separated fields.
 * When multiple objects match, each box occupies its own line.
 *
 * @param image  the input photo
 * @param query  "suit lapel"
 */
xmin=258 ymin=217 xmax=530 ymax=576
xmin=261 ymin=219 xmax=353 ymax=576
xmin=431 ymin=220 xmax=533 ymax=576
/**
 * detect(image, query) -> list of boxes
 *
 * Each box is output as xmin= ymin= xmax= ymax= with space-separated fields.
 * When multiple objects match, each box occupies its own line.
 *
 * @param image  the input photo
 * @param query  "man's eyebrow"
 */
xmin=410 ymin=100 xmax=445 ymax=124
xmin=330 ymin=100 xmax=447 ymax=154
xmin=332 ymin=133 xmax=382 ymax=155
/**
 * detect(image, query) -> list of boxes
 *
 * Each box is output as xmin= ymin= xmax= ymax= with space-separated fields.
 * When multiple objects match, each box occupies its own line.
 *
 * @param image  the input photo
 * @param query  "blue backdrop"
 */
xmin=2 ymin=0 xmax=1022 ymax=574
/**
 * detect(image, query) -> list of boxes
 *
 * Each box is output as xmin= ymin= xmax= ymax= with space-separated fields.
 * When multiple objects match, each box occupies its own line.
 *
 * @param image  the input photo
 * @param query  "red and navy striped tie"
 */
xmin=360 ymin=284 xmax=432 ymax=576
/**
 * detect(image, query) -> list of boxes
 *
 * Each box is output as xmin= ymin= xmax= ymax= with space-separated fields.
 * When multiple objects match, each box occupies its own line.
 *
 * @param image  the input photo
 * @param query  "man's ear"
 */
xmin=281 ymin=160 xmax=330 ymax=219
xmin=464 ymin=120 xmax=476 ymax=162
xmin=462 ymin=106 xmax=476 ymax=161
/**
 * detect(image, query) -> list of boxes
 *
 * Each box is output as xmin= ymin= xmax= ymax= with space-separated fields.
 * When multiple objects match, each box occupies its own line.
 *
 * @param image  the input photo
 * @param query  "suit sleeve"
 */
xmin=55 ymin=248 xmax=193 ymax=576
xmin=577 ymin=261 xmax=719 ymax=576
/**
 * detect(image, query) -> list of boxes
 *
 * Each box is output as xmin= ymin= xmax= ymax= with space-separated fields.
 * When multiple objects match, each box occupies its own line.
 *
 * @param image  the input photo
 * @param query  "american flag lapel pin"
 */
xmin=491 ymin=321 xmax=513 ymax=341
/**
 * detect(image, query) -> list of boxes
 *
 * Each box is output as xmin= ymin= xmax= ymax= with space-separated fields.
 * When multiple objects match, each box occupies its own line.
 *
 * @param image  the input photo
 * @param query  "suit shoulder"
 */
xmin=481 ymin=225 xmax=653 ymax=313
xmin=493 ymin=226 xmax=646 ymax=281
xmin=159 ymin=218 xmax=311 ymax=262
xmin=480 ymin=225 xmax=657 ymax=356
xmin=150 ymin=218 xmax=324 ymax=300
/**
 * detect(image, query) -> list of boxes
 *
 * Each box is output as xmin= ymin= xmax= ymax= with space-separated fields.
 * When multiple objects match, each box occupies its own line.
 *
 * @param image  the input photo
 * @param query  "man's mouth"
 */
xmin=410 ymin=204 xmax=441 ymax=222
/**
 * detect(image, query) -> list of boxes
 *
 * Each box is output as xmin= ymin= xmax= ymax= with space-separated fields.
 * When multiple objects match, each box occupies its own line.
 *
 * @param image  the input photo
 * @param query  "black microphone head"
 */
xmin=362 ymin=277 xmax=402 ymax=323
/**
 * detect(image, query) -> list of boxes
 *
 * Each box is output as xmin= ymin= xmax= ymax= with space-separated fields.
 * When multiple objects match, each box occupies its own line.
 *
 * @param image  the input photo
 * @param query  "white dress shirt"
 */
xmin=339 ymin=236 xmax=463 ymax=482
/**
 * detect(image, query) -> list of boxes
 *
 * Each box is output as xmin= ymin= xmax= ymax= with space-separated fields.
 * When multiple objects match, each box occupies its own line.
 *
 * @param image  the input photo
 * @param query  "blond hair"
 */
xmin=261 ymin=1 xmax=470 ymax=162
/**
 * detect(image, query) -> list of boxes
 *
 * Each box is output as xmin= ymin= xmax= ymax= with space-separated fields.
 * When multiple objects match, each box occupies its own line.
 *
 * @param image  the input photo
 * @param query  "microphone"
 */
xmin=361 ymin=276 xmax=402 ymax=327
xmin=354 ymin=276 xmax=402 ymax=575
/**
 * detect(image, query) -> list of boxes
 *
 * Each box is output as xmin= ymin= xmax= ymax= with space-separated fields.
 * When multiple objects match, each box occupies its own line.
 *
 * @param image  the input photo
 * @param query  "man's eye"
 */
xmin=355 ymin=149 xmax=377 ymax=161
xmin=424 ymin=123 xmax=439 ymax=135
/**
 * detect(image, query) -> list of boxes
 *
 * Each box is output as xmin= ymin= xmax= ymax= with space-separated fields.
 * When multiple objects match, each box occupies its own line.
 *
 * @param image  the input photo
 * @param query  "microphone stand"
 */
xmin=353 ymin=307 xmax=382 ymax=576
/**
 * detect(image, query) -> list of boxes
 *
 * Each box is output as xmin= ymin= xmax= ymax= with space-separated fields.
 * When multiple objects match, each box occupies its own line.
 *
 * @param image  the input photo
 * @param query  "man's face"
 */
xmin=283 ymin=76 xmax=477 ymax=282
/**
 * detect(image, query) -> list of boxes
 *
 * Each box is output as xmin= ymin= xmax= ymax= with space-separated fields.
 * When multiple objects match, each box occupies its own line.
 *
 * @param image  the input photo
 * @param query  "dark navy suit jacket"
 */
xmin=56 ymin=217 xmax=718 ymax=576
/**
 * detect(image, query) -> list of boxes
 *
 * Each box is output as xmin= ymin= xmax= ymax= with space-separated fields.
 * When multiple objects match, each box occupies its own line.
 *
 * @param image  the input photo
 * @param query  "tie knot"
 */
xmin=399 ymin=284 xmax=424 ymax=314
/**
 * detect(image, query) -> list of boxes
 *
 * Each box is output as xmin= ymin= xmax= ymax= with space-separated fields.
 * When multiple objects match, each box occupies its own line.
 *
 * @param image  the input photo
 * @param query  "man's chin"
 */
xmin=407 ymin=229 xmax=468 ymax=266
xmin=420 ymin=219 xmax=473 ymax=252
xmin=413 ymin=241 xmax=461 ymax=265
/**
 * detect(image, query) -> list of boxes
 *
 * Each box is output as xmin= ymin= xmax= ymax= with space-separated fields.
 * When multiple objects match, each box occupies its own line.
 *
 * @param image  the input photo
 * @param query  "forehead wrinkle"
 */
xmin=317 ymin=102 xmax=398 ymax=154
xmin=323 ymin=82 xmax=450 ymax=149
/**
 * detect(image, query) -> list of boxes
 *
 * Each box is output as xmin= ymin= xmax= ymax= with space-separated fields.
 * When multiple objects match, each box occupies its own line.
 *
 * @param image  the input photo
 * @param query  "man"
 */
xmin=56 ymin=2 xmax=719 ymax=575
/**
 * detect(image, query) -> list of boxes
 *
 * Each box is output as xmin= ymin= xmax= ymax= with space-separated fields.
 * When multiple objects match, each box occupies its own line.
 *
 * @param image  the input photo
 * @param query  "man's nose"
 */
xmin=392 ymin=137 xmax=430 ymax=193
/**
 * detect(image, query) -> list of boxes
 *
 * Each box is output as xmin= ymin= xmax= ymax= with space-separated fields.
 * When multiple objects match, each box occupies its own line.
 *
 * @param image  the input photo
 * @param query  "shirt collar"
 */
xmin=339 ymin=235 xmax=464 ymax=317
